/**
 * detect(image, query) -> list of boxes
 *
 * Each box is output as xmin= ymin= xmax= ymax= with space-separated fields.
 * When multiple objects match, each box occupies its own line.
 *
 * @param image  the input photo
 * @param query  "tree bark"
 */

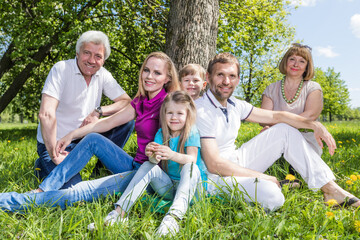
xmin=165 ymin=0 xmax=219 ymax=71
xmin=0 ymin=42 xmax=15 ymax=79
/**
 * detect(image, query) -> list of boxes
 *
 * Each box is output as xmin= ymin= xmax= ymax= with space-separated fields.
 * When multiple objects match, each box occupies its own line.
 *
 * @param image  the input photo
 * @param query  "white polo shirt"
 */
xmin=36 ymin=58 xmax=125 ymax=143
xmin=195 ymin=90 xmax=253 ymax=162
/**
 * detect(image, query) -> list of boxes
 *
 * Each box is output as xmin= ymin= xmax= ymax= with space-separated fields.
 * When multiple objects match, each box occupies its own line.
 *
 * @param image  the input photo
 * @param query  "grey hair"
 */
xmin=76 ymin=31 xmax=111 ymax=60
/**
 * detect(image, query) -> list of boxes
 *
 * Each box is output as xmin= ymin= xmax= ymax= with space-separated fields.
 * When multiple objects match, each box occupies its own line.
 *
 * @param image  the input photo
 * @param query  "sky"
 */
xmin=288 ymin=0 xmax=360 ymax=108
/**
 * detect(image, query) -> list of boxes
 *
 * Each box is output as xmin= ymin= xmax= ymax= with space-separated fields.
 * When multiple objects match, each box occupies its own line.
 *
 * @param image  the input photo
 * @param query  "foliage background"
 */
xmin=1 ymin=0 xmax=358 ymax=122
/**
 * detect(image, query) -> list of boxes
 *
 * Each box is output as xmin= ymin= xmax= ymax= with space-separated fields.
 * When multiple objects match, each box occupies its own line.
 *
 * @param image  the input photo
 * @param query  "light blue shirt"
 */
xmin=154 ymin=127 xmax=207 ymax=186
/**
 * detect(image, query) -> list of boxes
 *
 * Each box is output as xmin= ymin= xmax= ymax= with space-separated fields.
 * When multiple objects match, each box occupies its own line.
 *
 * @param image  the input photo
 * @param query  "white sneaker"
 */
xmin=87 ymin=210 xmax=128 ymax=231
xmin=155 ymin=215 xmax=179 ymax=236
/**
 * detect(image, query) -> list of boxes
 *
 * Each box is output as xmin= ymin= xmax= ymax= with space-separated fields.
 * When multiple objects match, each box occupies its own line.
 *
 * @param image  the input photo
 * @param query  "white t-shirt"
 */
xmin=36 ymin=58 xmax=125 ymax=143
xmin=195 ymin=90 xmax=253 ymax=162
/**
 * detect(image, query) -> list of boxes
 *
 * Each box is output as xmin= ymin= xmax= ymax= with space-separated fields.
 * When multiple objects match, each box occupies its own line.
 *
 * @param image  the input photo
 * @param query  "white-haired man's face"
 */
xmin=76 ymin=42 xmax=105 ymax=80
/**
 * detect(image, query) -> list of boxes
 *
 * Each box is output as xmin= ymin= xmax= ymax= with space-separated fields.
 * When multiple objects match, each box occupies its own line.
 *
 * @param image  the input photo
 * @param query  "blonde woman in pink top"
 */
xmin=262 ymin=43 xmax=323 ymax=156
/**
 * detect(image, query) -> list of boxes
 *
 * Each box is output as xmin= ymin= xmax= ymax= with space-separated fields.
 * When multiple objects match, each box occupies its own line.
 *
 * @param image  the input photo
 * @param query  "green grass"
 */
xmin=0 ymin=121 xmax=359 ymax=239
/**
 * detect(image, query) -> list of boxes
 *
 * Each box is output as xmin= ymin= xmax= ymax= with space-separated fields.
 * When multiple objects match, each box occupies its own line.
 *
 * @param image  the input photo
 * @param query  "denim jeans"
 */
xmin=0 ymin=170 xmax=138 ymax=212
xmin=34 ymin=121 xmax=134 ymax=189
xmin=116 ymin=161 xmax=201 ymax=220
xmin=39 ymin=132 xmax=137 ymax=192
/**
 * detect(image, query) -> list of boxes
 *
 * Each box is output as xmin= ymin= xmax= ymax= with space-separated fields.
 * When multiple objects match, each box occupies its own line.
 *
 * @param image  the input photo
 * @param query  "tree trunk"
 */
xmin=165 ymin=0 xmax=219 ymax=71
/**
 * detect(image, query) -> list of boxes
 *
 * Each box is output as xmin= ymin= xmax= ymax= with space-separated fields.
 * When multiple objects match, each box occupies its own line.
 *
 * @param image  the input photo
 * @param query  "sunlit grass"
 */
xmin=0 ymin=121 xmax=359 ymax=239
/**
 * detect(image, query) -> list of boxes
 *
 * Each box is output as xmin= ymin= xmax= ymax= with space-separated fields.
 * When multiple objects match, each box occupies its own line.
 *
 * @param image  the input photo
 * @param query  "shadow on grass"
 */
xmin=0 ymin=128 xmax=37 ymax=141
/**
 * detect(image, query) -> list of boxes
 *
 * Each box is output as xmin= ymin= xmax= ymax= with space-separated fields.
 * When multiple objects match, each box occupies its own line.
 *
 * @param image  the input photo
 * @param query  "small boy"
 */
xmin=179 ymin=64 xmax=207 ymax=100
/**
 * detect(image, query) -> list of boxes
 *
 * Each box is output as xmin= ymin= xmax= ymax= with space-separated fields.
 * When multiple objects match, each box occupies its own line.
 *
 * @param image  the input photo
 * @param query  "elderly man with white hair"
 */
xmin=35 ymin=31 xmax=134 ymax=189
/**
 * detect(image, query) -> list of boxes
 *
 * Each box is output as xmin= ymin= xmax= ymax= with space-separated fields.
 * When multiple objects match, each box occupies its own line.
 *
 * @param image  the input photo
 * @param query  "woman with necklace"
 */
xmin=261 ymin=43 xmax=323 ymax=156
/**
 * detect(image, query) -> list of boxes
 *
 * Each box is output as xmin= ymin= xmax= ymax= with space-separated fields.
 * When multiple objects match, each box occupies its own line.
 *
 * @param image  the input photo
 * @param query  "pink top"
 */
xmin=131 ymin=88 xmax=167 ymax=164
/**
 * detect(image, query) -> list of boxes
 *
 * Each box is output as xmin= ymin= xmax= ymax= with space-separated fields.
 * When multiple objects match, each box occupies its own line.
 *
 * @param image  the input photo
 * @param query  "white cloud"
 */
xmin=315 ymin=46 xmax=339 ymax=58
xmin=349 ymin=88 xmax=360 ymax=92
xmin=350 ymin=14 xmax=360 ymax=38
xmin=289 ymin=0 xmax=317 ymax=7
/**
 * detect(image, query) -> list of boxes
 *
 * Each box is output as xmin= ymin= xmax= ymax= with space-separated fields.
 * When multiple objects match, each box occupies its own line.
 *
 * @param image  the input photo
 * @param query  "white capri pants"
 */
xmin=207 ymin=123 xmax=335 ymax=211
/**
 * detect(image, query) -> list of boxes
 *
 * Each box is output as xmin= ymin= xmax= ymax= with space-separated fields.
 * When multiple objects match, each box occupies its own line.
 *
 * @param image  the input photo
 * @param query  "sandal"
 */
xmin=279 ymin=179 xmax=302 ymax=189
xmin=332 ymin=197 xmax=360 ymax=208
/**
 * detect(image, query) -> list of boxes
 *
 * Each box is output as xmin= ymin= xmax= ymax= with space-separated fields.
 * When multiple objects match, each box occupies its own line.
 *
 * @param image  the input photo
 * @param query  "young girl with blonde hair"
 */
xmin=89 ymin=91 xmax=207 ymax=236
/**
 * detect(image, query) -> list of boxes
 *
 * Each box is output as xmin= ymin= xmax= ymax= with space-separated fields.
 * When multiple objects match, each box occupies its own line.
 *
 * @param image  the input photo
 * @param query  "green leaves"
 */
xmin=218 ymin=0 xmax=295 ymax=104
xmin=0 ymin=0 xmax=168 ymax=119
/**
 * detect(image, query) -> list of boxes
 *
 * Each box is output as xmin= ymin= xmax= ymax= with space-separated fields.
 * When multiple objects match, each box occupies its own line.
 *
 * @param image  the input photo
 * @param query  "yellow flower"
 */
xmin=346 ymin=180 xmax=353 ymax=185
xmin=35 ymin=168 xmax=41 ymax=171
xmin=326 ymin=199 xmax=338 ymax=206
xmin=350 ymin=175 xmax=358 ymax=181
xmin=341 ymin=160 xmax=345 ymax=163
xmin=338 ymin=141 xmax=343 ymax=144
xmin=339 ymin=145 xmax=342 ymax=148
xmin=352 ymin=138 xmax=356 ymax=142
xmin=14 ymin=148 xmax=18 ymax=150
xmin=7 ymin=140 xmax=11 ymax=143
xmin=285 ymin=174 xmax=296 ymax=181
xmin=326 ymin=211 xmax=334 ymax=218
xmin=355 ymin=221 xmax=360 ymax=232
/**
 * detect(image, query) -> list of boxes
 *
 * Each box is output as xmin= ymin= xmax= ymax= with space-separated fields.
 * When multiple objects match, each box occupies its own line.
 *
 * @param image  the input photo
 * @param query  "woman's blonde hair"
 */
xmin=278 ymin=43 xmax=314 ymax=80
xmin=135 ymin=52 xmax=180 ymax=98
xmin=159 ymin=91 xmax=197 ymax=172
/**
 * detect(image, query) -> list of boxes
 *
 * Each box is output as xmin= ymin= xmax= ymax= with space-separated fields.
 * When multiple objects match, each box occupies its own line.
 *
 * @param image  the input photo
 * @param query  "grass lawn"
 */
xmin=0 ymin=121 xmax=359 ymax=239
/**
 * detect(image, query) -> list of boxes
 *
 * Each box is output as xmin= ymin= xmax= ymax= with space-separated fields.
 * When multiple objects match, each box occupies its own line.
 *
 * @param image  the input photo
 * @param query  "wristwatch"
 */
xmin=95 ymin=106 xmax=103 ymax=117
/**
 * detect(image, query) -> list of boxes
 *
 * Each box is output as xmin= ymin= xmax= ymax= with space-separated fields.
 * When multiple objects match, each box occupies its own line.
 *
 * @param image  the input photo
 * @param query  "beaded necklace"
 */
xmin=281 ymin=78 xmax=303 ymax=104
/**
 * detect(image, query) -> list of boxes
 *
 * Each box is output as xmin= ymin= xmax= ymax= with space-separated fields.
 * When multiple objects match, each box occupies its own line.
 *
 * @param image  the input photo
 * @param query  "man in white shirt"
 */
xmin=196 ymin=52 xmax=359 ymax=210
xmin=35 ymin=31 xmax=134 ymax=189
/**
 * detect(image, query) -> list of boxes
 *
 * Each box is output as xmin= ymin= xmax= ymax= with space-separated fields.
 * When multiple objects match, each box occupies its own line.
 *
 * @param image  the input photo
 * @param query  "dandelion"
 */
xmin=355 ymin=221 xmax=360 ymax=232
xmin=350 ymin=175 xmax=357 ymax=181
xmin=339 ymin=145 xmax=342 ymax=148
xmin=341 ymin=160 xmax=345 ymax=163
xmin=338 ymin=141 xmax=343 ymax=144
xmin=285 ymin=174 xmax=296 ymax=181
xmin=326 ymin=199 xmax=338 ymax=206
xmin=346 ymin=180 xmax=353 ymax=185
xmin=352 ymin=138 xmax=356 ymax=142
xmin=20 ymin=137 xmax=25 ymax=140
xmin=7 ymin=140 xmax=11 ymax=143
xmin=14 ymin=148 xmax=18 ymax=150
xmin=326 ymin=211 xmax=334 ymax=218
xmin=35 ymin=168 xmax=41 ymax=171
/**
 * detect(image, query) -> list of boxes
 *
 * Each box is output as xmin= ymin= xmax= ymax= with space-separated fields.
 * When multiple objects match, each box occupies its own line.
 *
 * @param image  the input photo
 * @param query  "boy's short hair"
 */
xmin=179 ymin=64 xmax=206 ymax=81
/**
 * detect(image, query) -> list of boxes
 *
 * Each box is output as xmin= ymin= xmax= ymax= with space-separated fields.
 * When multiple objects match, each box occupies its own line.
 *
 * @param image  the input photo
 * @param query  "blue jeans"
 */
xmin=34 ymin=121 xmax=135 ymax=189
xmin=38 ymin=132 xmax=137 ymax=192
xmin=0 ymin=170 xmax=139 ymax=212
xmin=116 ymin=161 xmax=201 ymax=219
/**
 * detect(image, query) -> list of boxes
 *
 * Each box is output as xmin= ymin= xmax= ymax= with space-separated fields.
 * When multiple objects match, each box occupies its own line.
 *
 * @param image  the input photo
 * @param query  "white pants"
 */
xmin=115 ymin=161 xmax=201 ymax=219
xmin=207 ymin=123 xmax=335 ymax=211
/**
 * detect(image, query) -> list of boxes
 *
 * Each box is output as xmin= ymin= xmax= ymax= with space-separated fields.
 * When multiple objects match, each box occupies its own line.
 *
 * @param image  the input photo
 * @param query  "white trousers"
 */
xmin=207 ymin=123 xmax=335 ymax=211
